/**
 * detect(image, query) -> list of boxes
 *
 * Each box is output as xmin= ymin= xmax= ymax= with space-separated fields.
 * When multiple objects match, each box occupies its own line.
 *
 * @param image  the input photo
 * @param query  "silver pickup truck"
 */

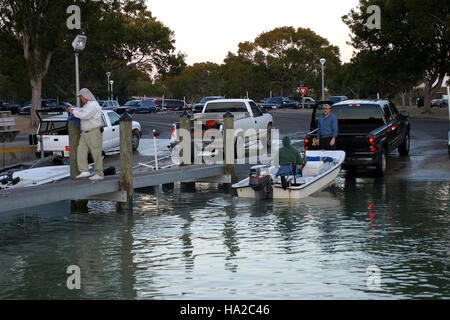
xmin=29 ymin=110 xmax=142 ymax=158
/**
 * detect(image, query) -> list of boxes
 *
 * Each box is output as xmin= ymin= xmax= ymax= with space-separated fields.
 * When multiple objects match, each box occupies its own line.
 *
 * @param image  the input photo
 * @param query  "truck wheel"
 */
xmin=375 ymin=149 xmax=386 ymax=177
xmin=398 ymin=132 xmax=410 ymax=156
xmin=132 ymin=131 xmax=140 ymax=151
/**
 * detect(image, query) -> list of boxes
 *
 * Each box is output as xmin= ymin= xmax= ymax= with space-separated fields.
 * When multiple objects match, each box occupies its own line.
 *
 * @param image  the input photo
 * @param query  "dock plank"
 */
xmin=0 ymin=164 xmax=226 ymax=213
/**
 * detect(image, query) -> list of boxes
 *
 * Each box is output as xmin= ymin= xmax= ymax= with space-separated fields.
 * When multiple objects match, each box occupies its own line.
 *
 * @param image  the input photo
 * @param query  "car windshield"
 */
xmin=266 ymin=97 xmax=282 ymax=103
xmin=124 ymin=101 xmax=139 ymax=106
xmin=200 ymin=97 xmax=222 ymax=104
xmin=316 ymin=104 xmax=383 ymax=120
xmin=204 ymin=102 xmax=248 ymax=113
xmin=328 ymin=96 xmax=346 ymax=103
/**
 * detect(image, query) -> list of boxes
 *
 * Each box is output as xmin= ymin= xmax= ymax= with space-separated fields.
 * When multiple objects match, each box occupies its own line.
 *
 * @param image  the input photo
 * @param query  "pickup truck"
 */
xmin=303 ymin=100 xmax=410 ymax=176
xmin=29 ymin=110 xmax=142 ymax=158
xmin=169 ymin=99 xmax=274 ymax=160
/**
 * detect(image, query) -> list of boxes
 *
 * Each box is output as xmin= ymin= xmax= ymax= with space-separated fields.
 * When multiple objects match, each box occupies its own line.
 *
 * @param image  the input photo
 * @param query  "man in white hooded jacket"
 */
xmin=67 ymin=88 xmax=104 ymax=181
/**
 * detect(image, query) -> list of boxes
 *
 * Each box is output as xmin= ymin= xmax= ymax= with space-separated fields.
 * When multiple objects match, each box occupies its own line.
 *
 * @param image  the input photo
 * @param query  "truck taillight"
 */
xmin=171 ymin=125 xmax=175 ymax=136
xmin=369 ymin=136 xmax=376 ymax=152
xmin=206 ymin=120 xmax=217 ymax=128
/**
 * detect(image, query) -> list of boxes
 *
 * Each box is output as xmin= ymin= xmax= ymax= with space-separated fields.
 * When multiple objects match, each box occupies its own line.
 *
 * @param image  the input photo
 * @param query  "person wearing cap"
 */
xmin=66 ymin=88 xmax=104 ymax=181
xmin=317 ymin=104 xmax=338 ymax=150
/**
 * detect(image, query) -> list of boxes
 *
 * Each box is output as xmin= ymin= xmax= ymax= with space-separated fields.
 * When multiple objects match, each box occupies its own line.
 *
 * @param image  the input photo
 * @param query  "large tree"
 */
xmin=0 ymin=0 xmax=183 ymax=125
xmin=237 ymin=26 xmax=342 ymax=98
xmin=343 ymin=0 xmax=449 ymax=112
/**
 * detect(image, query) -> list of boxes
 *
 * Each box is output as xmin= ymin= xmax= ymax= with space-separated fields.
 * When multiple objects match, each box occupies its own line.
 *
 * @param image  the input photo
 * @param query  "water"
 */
xmin=0 ymin=178 xmax=448 ymax=299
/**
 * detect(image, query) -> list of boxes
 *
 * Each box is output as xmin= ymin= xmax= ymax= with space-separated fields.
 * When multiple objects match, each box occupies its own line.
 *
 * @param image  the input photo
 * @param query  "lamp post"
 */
xmin=320 ymin=58 xmax=326 ymax=101
xmin=71 ymin=35 xmax=87 ymax=107
xmin=69 ymin=35 xmax=87 ymax=184
xmin=106 ymin=72 xmax=111 ymax=100
xmin=110 ymin=80 xmax=114 ymax=101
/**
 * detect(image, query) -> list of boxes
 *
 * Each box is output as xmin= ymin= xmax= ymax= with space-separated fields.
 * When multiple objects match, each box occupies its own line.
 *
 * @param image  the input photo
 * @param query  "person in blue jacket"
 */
xmin=317 ymin=104 xmax=338 ymax=150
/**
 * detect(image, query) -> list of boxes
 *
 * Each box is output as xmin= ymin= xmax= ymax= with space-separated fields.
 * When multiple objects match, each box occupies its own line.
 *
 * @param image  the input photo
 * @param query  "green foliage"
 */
xmin=342 ymin=0 xmax=449 ymax=106
xmin=0 ymin=0 xmax=185 ymax=108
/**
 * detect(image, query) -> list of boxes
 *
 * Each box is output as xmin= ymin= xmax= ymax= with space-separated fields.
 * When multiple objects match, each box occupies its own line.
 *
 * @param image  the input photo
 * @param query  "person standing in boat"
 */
xmin=317 ymin=104 xmax=338 ymax=150
xmin=66 ymin=88 xmax=104 ymax=181
xmin=276 ymin=136 xmax=305 ymax=176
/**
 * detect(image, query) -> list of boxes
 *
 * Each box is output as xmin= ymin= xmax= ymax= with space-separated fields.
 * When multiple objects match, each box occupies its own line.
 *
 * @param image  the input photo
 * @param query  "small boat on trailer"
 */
xmin=232 ymin=150 xmax=345 ymax=200
xmin=0 ymin=165 xmax=72 ymax=190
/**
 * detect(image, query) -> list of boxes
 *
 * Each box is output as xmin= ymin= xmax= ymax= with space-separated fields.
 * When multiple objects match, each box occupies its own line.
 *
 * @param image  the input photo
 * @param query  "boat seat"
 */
xmin=302 ymin=161 xmax=326 ymax=177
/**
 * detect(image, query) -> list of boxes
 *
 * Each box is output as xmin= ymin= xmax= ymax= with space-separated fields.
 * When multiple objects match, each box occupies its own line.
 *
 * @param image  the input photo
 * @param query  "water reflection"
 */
xmin=0 ymin=179 xmax=448 ymax=299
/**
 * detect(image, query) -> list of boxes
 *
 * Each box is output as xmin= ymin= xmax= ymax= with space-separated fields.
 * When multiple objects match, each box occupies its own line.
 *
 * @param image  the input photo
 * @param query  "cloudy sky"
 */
xmin=146 ymin=0 xmax=361 ymax=65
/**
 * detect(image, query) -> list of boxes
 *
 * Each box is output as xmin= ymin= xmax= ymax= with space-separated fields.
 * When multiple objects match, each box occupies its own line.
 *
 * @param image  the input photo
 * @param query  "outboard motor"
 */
xmin=249 ymin=165 xmax=273 ymax=200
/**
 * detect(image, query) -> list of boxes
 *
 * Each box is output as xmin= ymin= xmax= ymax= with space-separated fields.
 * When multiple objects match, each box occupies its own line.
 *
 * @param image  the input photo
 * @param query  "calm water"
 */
xmin=0 ymin=177 xmax=448 ymax=299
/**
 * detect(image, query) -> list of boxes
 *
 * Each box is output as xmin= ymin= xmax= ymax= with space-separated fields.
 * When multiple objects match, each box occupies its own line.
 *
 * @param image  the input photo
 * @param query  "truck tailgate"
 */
xmin=336 ymin=133 xmax=369 ymax=152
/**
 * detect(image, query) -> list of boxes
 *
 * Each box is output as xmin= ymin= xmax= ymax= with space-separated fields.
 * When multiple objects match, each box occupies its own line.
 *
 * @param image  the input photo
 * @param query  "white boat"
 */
xmin=232 ymin=150 xmax=346 ymax=200
xmin=0 ymin=165 xmax=71 ymax=190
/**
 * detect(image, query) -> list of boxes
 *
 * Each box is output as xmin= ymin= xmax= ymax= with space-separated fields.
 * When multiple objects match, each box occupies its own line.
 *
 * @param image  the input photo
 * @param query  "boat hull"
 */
xmin=233 ymin=150 xmax=345 ymax=200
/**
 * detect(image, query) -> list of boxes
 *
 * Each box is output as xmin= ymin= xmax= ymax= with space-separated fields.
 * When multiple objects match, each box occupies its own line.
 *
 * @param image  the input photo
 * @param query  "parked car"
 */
xmin=115 ymin=99 xmax=157 ymax=114
xmin=431 ymin=97 xmax=448 ymax=108
xmin=193 ymin=96 xmax=225 ymax=113
xmin=19 ymin=103 xmax=31 ymax=115
xmin=1 ymin=103 xmax=22 ymax=114
xmin=261 ymin=97 xmax=297 ymax=109
xmin=98 ymin=100 xmax=120 ymax=110
xmin=289 ymin=97 xmax=316 ymax=109
xmin=326 ymin=96 xmax=348 ymax=105
xmin=153 ymin=99 xmax=188 ymax=111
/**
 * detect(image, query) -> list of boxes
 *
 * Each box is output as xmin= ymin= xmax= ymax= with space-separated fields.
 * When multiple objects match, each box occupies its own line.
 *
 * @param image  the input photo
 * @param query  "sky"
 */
xmin=146 ymin=0 xmax=361 ymax=66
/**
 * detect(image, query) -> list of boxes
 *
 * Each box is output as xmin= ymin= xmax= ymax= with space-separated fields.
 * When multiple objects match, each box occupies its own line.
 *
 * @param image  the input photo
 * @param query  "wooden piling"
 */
xmin=68 ymin=119 xmax=88 ymax=211
xmin=68 ymin=120 xmax=80 ymax=179
xmin=223 ymin=112 xmax=235 ymax=183
xmin=117 ymin=112 xmax=133 ymax=211
xmin=180 ymin=111 xmax=195 ymax=192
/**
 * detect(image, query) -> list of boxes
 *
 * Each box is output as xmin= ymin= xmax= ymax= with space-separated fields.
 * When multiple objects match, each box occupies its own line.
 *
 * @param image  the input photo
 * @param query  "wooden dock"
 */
xmin=0 ymin=164 xmax=228 ymax=213
xmin=0 ymin=111 xmax=255 ymax=214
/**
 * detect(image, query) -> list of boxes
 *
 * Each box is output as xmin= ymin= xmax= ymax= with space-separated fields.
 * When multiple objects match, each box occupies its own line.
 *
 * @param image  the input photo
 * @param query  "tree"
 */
xmin=163 ymin=62 xmax=222 ymax=103
xmin=221 ymin=52 xmax=270 ymax=100
xmin=0 ymin=0 xmax=184 ymax=124
xmin=343 ymin=0 xmax=449 ymax=112
xmin=238 ymin=27 xmax=342 ymax=99
xmin=0 ymin=0 xmax=74 ymax=125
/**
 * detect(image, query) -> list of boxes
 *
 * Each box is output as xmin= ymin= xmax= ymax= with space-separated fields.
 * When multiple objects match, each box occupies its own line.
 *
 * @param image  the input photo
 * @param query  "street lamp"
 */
xmin=106 ymin=72 xmax=111 ymax=100
xmin=72 ymin=35 xmax=87 ymax=108
xmin=320 ymin=58 xmax=326 ymax=101
xmin=110 ymin=80 xmax=114 ymax=101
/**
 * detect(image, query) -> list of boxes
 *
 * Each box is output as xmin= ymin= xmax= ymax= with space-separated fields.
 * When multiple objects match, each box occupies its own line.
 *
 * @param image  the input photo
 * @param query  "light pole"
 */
xmin=71 ymin=35 xmax=87 ymax=107
xmin=106 ymin=72 xmax=111 ymax=100
xmin=110 ymin=80 xmax=114 ymax=101
xmin=320 ymin=58 xmax=326 ymax=101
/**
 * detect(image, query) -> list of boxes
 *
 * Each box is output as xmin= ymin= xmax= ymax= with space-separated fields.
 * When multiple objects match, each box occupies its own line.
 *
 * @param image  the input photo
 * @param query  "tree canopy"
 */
xmin=343 ymin=0 xmax=449 ymax=111
xmin=0 ymin=0 xmax=184 ymax=124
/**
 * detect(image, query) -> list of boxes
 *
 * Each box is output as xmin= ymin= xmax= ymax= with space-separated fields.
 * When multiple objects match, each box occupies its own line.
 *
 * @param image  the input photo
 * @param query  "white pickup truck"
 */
xmin=169 ymin=98 xmax=274 ymax=153
xmin=30 ymin=110 xmax=142 ymax=158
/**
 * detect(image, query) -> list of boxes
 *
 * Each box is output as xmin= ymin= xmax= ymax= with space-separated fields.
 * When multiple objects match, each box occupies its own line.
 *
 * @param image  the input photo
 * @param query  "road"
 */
xmin=103 ymin=109 xmax=450 ymax=181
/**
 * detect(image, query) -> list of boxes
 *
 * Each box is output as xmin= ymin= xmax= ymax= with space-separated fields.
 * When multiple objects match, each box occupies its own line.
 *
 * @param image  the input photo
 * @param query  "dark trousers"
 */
xmin=319 ymin=137 xmax=336 ymax=150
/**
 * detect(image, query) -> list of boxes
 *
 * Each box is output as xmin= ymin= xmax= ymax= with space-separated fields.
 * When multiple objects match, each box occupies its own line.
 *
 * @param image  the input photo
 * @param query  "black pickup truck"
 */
xmin=304 ymin=100 xmax=410 ymax=176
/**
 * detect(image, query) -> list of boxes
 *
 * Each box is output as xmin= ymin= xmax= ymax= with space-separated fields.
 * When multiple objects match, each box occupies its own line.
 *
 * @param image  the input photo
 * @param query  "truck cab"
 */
xmin=30 ymin=110 xmax=142 ymax=158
